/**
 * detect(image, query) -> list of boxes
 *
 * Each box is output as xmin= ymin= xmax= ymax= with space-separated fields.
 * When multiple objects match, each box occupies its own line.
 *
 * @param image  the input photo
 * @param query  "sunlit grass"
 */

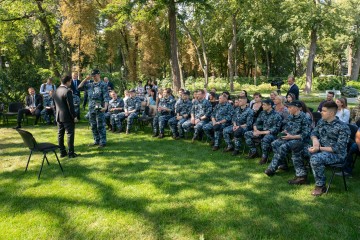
xmin=1 ymin=123 xmax=360 ymax=239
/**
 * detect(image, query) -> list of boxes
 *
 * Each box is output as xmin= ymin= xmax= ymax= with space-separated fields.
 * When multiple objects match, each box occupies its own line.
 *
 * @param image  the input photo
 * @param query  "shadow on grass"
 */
xmin=0 ymin=127 xmax=359 ymax=239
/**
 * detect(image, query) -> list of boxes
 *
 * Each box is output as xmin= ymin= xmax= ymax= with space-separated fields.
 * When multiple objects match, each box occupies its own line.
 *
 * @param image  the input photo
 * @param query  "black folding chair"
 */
xmin=312 ymin=112 xmax=322 ymax=126
xmin=4 ymin=102 xmax=23 ymax=124
xmin=16 ymin=129 xmax=64 ymax=179
xmin=325 ymin=124 xmax=358 ymax=193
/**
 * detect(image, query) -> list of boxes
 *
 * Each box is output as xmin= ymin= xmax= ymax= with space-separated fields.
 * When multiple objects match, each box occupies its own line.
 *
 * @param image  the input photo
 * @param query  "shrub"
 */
xmin=313 ymin=76 xmax=343 ymax=91
xmin=346 ymin=80 xmax=360 ymax=90
xmin=341 ymin=86 xmax=358 ymax=98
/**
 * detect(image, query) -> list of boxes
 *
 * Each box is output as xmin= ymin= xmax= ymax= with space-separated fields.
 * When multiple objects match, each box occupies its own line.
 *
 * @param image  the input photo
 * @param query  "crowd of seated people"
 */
xmin=12 ymin=75 xmax=359 ymax=196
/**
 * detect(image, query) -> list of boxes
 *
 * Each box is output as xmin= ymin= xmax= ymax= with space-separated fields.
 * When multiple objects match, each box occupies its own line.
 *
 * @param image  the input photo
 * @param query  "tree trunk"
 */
xmin=305 ymin=28 xmax=317 ymax=94
xmin=266 ymin=49 xmax=270 ymax=78
xmin=348 ymin=43 xmax=353 ymax=77
xmin=351 ymin=39 xmax=360 ymax=81
xmin=35 ymin=1 xmax=60 ymax=77
xmin=227 ymin=13 xmax=237 ymax=92
xmin=253 ymin=46 xmax=257 ymax=85
xmin=168 ymin=0 xmax=181 ymax=92
xmin=198 ymin=26 xmax=208 ymax=88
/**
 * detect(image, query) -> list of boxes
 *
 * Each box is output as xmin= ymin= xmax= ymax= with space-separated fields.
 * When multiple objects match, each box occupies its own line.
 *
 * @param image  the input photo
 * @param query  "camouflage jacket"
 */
xmin=255 ymin=109 xmax=282 ymax=135
xmin=124 ymin=96 xmax=141 ymax=112
xmin=176 ymin=99 xmax=192 ymax=117
xmin=108 ymin=98 xmax=124 ymax=114
xmin=283 ymin=111 xmax=311 ymax=141
xmin=211 ymin=102 xmax=233 ymax=123
xmin=232 ymin=106 xmax=254 ymax=130
xmin=158 ymin=96 xmax=176 ymax=116
xmin=191 ymin=99 xmax=212 ymax=120
xmin=84 ymin=81 xmax=110 ymax=112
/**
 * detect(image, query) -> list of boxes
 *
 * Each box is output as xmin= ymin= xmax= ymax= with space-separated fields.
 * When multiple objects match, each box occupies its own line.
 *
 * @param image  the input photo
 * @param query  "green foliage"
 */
xmin=346 ymin=80 xmax=360 ymax=90
xmin=313 ymin=76 xmax=343 ymax=91
xmin=37 ymin=68 xmax=54 ymax=82
xmin=341 ymin=86 xmax=358 ymax=98
xmin=0 ymin=61 xmax=41 ymax=105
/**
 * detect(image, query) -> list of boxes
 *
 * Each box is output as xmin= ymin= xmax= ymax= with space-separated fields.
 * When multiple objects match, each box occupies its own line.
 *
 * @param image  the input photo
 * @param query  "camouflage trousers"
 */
xmin=223 ymin=126 xmax=246 ymax=150
xmin=110 ymin=113 xmax=124 ymax=130
xmin=119 ymin=112 xmax=138 ymax=131
xmin=89 ymin=111 xmax=106 ymax=145
xmin=203 ymin=122 xmax=229 ymax=147
xmin=267 ymin=139 xmax=307 ymax=177
xmin=244 ymin=131 xmax=276 ymax=158
xmin=182 ymin=119 xmax=209 ymax=138
xmin=153 ymin=114 xmax=172 ymax=134
xmin=309 ymin=151 xmax=344 ymax=187
xmin=168 ymin=117 xmax=188 ymax=137
xmin=41 ymin=108 xmax=55 ymax=124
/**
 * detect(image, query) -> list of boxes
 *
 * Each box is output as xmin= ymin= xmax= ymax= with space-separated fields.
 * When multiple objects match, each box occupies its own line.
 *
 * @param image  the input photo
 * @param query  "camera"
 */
xmin=268 ymin=78 xmax=285 ymax=94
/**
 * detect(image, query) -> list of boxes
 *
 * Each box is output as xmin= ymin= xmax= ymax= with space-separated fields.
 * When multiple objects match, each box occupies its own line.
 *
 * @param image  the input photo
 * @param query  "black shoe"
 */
xmin=278 ymin=164 xmax=289 ymax=171
xmin=223 ymin=146 xmax=234 ymax=152
xmin=264 ymin=169 xmax=275 ymax=177
xmin=247 ymin=151 xmax=259 ymax=159
xmin=209 ymin=141 xmax=215 ymax=146
xmin=68 ymin=152 xmax=80 ymax=158
xmin=98 ymin=144 xmax=106 ymax=148
xmin=288 ymin=176 xmax=308 ymax=185
xmin=60 ymin=152 xmax=68 ymax=158
xmin=158 ymin=133 xmax=164 ymax=139
xmin=259 ymin=157 xmax=268 ymax=165
xmin=212 ymin=146 xmax=219 ymax=151
xmin=152 ymin=133 xmax=159 ymax=137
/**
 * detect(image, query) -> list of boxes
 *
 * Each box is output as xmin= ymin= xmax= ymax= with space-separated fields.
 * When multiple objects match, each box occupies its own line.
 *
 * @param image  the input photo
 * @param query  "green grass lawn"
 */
xmin=1 ymin=122 xmax=360 ymax=240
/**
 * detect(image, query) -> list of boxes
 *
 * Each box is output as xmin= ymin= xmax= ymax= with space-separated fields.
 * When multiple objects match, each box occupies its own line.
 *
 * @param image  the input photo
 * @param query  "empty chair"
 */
xmin=16 ymin=129 xmax=64 ymax=179
xmin=4 ymin=102 xmax=23 ymax=124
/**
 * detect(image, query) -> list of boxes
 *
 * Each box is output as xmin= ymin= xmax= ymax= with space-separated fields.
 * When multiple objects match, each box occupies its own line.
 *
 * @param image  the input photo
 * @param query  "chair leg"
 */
xmin=341 ymin=169 xmax=348 ymax=191
xmin=25 ymin=150 xmax=33 ymax=172
xmin=326 ymin=168 xmax=336 ymax=194
xmin=54 ymin=151 xmax=64 ymax=175
xmin=38 ymin=155 xmax=46 ymax=180
xmin=45 ymin=155 xmax=50 ymax=165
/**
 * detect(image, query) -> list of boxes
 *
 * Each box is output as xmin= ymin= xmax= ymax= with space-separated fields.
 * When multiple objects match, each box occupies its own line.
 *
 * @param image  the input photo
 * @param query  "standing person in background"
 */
xmin=286 ymin=76 xmax=299 ymax=100
xmin=39 ymin=77 xmax=56 ymax=99
xmin=53 ymin=75 xmax=79 ymax=158
xmin=103 ymin=77 xmax=114 ymax=91
xmin=78 ymin=69 xmax=110 ymax=148
xmin=71 ymin=72 xmax=82 ymax=118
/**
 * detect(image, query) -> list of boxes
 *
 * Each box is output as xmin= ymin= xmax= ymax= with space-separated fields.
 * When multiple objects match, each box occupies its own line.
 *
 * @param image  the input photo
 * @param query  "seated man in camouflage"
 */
xmin=152 ymin=88 xmax=176 ymax=138
xmin=244 ymin=99 xmax=282 ymax=164
xmin=169 ymin=90 xmax=192 ymax=139
xmin=308 ymin=101 xmax=350 ymax=196
xmin=264 ymin=101 xmax=311 ymax=184
xmin=182 ymin=89 xmax=212 ymax=142
xmin=223 ymin=96 xmax=253 ymax=156
xmin=41 ymin=90 xmax=56 ymax=125
xmin=119 ymin=89 xmax=141 ymax=134
xmin=108 ymin=91 xmax=124 ymax=133
xmin=203 ymin=94 xmax=233 ymax=151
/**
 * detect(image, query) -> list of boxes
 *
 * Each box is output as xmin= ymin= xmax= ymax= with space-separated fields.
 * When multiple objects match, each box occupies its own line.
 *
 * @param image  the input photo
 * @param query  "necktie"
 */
xmin=74 ymin=80 xmax=77 ymax=89
xmin=33 ymin=95 xmax=36 ymax=107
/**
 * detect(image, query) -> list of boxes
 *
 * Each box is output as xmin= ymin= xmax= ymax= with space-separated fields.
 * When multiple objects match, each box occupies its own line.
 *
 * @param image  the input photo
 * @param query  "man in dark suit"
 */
xmin=286 ymin=76 xmax=299 ymax=100
xmin=71 ymin=72 xmax=81 ymax=118
xmin=15 ymin=87 xmax=43 ymax=128
xmin=53 ymin=75 xmax=79 ymax=158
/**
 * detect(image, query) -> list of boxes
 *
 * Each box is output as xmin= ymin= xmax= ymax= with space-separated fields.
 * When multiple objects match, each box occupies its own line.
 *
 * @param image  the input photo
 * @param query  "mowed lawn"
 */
xmin=1 ymin=123 xmax=360 ymax=240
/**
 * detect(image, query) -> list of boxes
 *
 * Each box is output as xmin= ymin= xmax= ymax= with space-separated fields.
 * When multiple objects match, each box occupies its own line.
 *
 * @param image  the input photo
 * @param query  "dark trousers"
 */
xmin=58 ymin=121 xmax=75 ymax=154
xmin=83 ymin=92 xmax=88 ymax=110
xmin=17 ymin=108 xmax=41 ymax=124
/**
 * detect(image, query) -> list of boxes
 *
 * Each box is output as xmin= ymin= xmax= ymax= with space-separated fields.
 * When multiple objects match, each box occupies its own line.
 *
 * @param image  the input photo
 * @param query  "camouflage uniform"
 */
xmin=267 ymin=111 xmax=311 ymax=177
xmin=350 ymin=105 xmax=360 ymax=123
xmin=41 ymin=96 xmax=56 ymax=124
xmin=119 ymin=96 xmax=141 ymax=132
xmin=153 ymin=96 xmax=176 ymax=135
xmin=182 ymin=99 xmax=212 ymax=138
xmin=244 ymin=110 xmax=282 ymax=158
xmin=84 ymin=81 xmax=110 ymax=145
xmin=223 ymin=106 xmax=254 ymax=150
xmin=108 ymin=98 xmax=125 ymax=131
xmin=308 ymin=118 xmax=350 ymax=187
xmin=203 ymin=102 xmax=233 ymax=147
xmin=73 ymin=94 xmax=80 ymax=119
xmin=168 ymin=99 xmax=192 ymax=137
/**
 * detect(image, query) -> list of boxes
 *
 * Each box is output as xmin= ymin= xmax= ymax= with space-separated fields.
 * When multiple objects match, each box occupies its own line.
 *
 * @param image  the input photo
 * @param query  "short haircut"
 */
xmin=220 ymin=93 xmax=228 ymax=100
xmin=61 ymin=75 xmax=72 ymax=85
xmin=288 ymin=76 xmax=295 ymax=81
xmin=323 ymin=101 xmax=338 ymax=113
xmin=198 ymin=89 xmax=205 ymax=95
xmin=328 ymin=91 xmax=335 ymax=96
xmin=253 ymin=92 xmax=262 ymax=98
xmin=209 ymin=92 xmax=216 ymax=98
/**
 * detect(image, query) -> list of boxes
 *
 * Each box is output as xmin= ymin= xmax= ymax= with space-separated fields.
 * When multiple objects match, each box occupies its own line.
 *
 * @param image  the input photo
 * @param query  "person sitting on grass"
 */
xmin=244 ymin=99 xmax=282 ymax=165
xmin=307 ymin=101 xmax=350 ymax=196
xmin=264 ymin=100 xmax=311 ymax=185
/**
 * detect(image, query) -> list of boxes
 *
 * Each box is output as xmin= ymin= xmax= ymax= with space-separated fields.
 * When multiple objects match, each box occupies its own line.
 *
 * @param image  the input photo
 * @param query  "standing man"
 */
xmin=71 ymin=72 xmax=82 ymax=119
xmin=78 ymin=69 xmax=110 ymax=148
xmin=15 ymin=87 xmax=43 ymax=128
xmin=308 ymin=101 xmax=350 ymax=196
xmin=286 ymin=76 xmax=299 ymax=100
xmin=53 ymin=75 xmax=79 ymax=158
xmin=39 ymin=77 xmax=56 ymax=99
